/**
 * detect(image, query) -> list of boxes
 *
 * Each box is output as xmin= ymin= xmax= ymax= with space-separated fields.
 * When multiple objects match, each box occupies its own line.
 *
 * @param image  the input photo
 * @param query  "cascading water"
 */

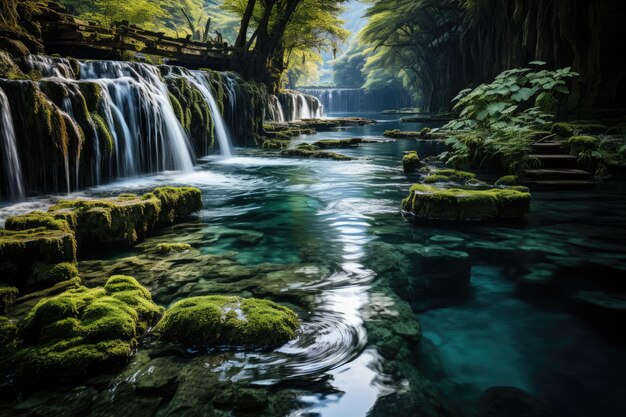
xmin=182 ymin=71 xmax=233 ymax=158
xmin=0 ymin=87 xmax=24 ymax=201
xmin=275 ymin=91 xmax=323 ymax=122
xmin=267 ymin=95 xmax=286 ymax=123
xmin=80 ymin=61 xmax=196 ymax=173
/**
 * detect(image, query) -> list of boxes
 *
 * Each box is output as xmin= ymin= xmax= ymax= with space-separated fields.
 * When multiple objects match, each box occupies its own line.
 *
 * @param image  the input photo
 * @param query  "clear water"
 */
xmin=1 ymin=113 xmax=625 ymax=416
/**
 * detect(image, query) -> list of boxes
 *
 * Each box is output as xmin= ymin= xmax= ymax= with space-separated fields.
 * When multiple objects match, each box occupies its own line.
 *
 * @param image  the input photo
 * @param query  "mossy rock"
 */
xmin=0 ymin=227 xmax=77 ymax=287
xmin=262 ymin=139 xmax=289 ymax=149
xmin=0 ymin=285 xmax=19 ymax=313
xmin=495 ymin=175 xmax=519 ymax=186
xmin=423 ymin=169 xmax=476 ymax=184
xmin=296 ymin=143 xmax=320 ymax=151
xmin=402 ymin=151 xmax=421 ymax=173
xmin=312 ymin=138 xmax=363 ymax=148
xmin=13 ymin=275 xmax=162 ymax=381
xmin=155 ymin=296 xmax=299 ymax=348
xmin=402 ymin=184 xmax=531 ymax=222
xmin=280 ymin=148 xmax=355 ymax=161
xmin=154 ymin=243 xmax=192 ymax=254
xmin=47 ymin=187 xmax=201 ymax=246
xmin=564 ymin=135 xmax=600 ymax=154
xmin=5 ymin=211 xmax=72 ymax=233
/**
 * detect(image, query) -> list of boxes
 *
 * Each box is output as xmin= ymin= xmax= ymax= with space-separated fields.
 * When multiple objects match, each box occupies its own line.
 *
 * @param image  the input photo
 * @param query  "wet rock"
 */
xmin=495 ymin=175 xmax=520 ymax=186
xmin=213 ymin=386 xmax=269 ymax=412
xmin=13 ymin=275 xmax=163 ymax=383
xmin=477 ymin=386 xmax=554 ymax=417
xmin=154 ymin=243 xmax=193 ymax=254
xmin=0 ymin=316 xmax=17 ymax=348
xmin=402 ymin=151 xmax=421 ymax=173
xmin=402 ymin=184 xmax=531 ymax=222
xmin=422 ymin=169 xmax=476 ymax=184
xmin=280 ymin=148 xmax=355 ymax=161
xmin=155 ymin=296 xmax=299 ymax=348
xmin=312 ymin=138 xmax=364 ymax=148
xmin=133 ymin=357 xmax=180 ymax=397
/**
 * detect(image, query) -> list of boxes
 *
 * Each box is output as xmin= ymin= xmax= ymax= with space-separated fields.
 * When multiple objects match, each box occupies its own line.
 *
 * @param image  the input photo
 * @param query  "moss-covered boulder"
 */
xmin=156 ymin=296 xmax=299 ymax=348
xmin=495 ymin=175 xmax=519 ymax=186
xmin=262 ymin=139 xmax=290 ymax=149
xmin=0 ymin=285 xmax=18 ymax=313
xmin=423 ymin=169 xmax=476 ymax=184
xmin=13 ymin=275 xmax=162 ymax=381
xmin=402 ymin=184 xmax=531 ymax=222
xmin=402 ymin=151 xmax=421 ymax=173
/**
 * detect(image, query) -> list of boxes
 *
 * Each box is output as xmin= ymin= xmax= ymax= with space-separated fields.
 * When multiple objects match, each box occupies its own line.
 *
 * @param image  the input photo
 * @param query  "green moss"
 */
xmin=155 ymin=243 xmax=192 ymax=254
xmin=402 ymin=184 xmax=531 ymax=222
xmin=47 ymin=187 xmax=201 ymax=246
xmin=384 ymin=129 xmax=422 ymax=139
xmin=495 ymin=175 xmax=519 ymax=186
xmin=0 ymin=286 xmax=19 ymax=313
xmin=280 ymin=148 xmax=355 ymax=161
xmin=312 ymin=138 xmax=363 ymax=148
xmin=29 ymin=262 xmax=79 ymax=288
xmin=92 ymin=113 xmax=114 ymax=156
xmin=169 ymin=93 xmax=184 ymax=124
xmin=423 ymin=169 xmax=476 ymax=184
xmin=565 ymin=135 xmax=600 ymax=154
xmin=155 ymin=296 xmax=299 ymax=348
xmin=262 ymin=139 xmax=290 ymax=149
xmin=0 ymin=316 xmax=17 ymax=348
xmin=150 ymin=186 xmax=202 ymax=224
xmin=402 ymin=151 xmax=421 ymax=173
xmin=14 ymin=275 xmax=162 ymax=380
xmin=552 ymin=122 xmax=607 ymax=138
xmin=78 ymin=82 xmax=103 ymax=112
xmin=5 ymin=211 xmax=72 ymax=233
xmin=296 ymin=143 xmax=320 ymax=151
xmin=0 ymin=227 xmax=77 ymax=286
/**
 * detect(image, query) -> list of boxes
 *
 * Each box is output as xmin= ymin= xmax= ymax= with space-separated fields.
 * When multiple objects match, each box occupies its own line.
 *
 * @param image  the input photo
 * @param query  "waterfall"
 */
xmin=0 ymin=87 xmax=24 ymax=201
xmin=184 ymin=71 xmax=233 ymax=158
xmin=274 ymin=91 xmax=323 ymax=122
xmin=22 ymin=54 xmax=77 ymax=79
xmin=80 ymin=61 xmax=196 ymax=173
xmin=267 ymin=95 xmax=286 ymax=123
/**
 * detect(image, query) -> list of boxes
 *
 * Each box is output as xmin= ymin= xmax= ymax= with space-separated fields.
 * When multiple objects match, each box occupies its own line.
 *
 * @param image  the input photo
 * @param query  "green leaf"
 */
xmin=555 ymin=85 xmax=569 ymax=94
xmin=529 ymin=61 xmax=546 ymax=66
xmin=511 ymin=88 xmax=534 ymax=102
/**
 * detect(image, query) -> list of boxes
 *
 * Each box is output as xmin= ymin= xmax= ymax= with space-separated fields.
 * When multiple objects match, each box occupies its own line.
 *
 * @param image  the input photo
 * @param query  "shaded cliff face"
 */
xmin=0 ymin=54 xmax=267 ymax=201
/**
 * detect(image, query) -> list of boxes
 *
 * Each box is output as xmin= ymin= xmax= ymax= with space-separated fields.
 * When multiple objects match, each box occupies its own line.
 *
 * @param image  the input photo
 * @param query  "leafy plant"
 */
xmin=445 ymin=62 xmax=577 ymax=131
xmin=441 ymin=63 xmax=578 ymax=173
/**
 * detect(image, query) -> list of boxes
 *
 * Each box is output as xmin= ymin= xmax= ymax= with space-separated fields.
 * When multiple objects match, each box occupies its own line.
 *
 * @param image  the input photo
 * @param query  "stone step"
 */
xmin=521 ymin=169 xmax=592 ymax=181
xmin=525 ymin=154 xmax=578 ymax=169
xmin=531 ymin=142 xmax=564 ymax=155
xmin=521 ymin=180 xmax=596 ymax=190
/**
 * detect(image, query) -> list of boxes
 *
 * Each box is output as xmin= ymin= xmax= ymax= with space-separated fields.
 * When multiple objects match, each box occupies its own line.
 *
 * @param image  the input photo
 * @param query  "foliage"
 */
xmin=440 ymin=64 xmax=578 ymax=173
xmin=445 ymin=63 xmax=578 ymax=131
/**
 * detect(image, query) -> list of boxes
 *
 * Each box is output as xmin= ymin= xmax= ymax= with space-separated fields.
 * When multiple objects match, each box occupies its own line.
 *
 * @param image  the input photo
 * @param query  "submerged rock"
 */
xmin=402 ymin=151 xmax=421 ymax=173
xmin=155 ymin=295 xmax=299 ymax=348
xmin=402 ymin=184 xmax=531 ymax=222
xmin=12 ymin=275 xmax=163 ymax=382
xmin=154 ymin=243 xmax=193 ymax=254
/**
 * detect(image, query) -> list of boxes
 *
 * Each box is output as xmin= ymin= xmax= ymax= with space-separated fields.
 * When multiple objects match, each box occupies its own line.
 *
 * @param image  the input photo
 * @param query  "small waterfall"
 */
xmin=184 ymin=71 xmax=233 ymax=158
xmin=275 ymin=91 xmax=323 ymax=122
xmin=267 ymin=95 xmax=285 ymax=122
xmin=22 ymin=55 xmax=77 ymax=79
xmin=0 ymin=87 xmax=24 ymax=201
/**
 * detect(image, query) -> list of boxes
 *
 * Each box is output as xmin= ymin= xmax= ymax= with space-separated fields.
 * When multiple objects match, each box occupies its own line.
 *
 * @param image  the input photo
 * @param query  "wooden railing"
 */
xmin=39 ymin=2 xmax=233 ymax=68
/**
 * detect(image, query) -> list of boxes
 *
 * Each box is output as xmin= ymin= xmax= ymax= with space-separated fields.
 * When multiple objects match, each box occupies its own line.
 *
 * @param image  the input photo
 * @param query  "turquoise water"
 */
xmin=1 ymin=113 xmax=625 ymax=416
